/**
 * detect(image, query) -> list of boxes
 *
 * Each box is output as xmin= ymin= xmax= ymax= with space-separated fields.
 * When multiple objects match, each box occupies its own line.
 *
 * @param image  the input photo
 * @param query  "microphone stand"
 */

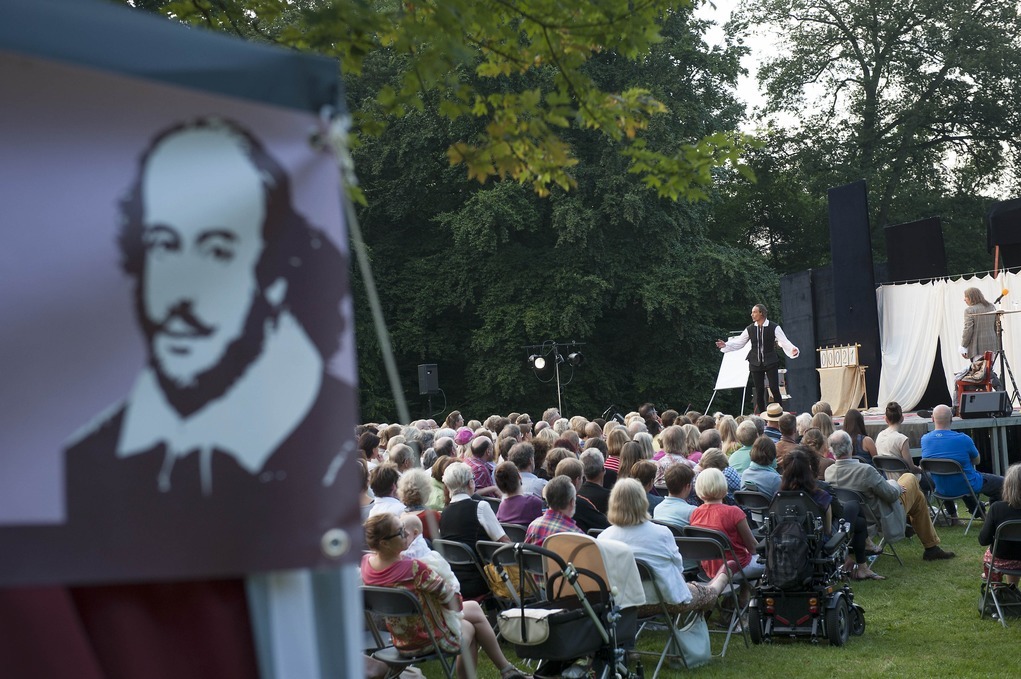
xmin=993 ymin=309 xmax=1021 ymax=409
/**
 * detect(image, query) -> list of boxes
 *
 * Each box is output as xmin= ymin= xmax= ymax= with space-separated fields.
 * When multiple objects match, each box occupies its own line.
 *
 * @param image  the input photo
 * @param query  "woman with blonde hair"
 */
xmin=682 ymin=424 xmax=703 ymax=464
xmin=690 ymin=468 xmax=764 ymax=581
xmin=810 ymin=412 xmax=834 ymax=440
xmin=979 ymin=463 xmax=1021 ymax=585
xmin=398 ymin=468 xmax=441 ymax=540
xmin=800 ymin=428 xmax=834 ymax=478
xmin=634 ymin=431 xmax=655 ymax=460
xmin=717 ymin=415 xmax=740 ymax=456
xmin=598 ymin=479 xmax=729 ymax=617
xmin=604 ymin=427 xmax=631 ymax=484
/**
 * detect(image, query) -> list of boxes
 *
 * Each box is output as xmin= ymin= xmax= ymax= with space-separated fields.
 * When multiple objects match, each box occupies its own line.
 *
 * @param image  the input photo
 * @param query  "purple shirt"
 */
xmin=497 ymin=494 xmax=544 ymax=525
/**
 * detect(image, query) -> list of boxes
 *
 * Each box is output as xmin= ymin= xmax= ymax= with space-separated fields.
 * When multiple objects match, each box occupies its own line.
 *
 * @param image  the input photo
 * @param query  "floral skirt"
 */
xmin=982 ymin=548 xmax=1021 ymax=582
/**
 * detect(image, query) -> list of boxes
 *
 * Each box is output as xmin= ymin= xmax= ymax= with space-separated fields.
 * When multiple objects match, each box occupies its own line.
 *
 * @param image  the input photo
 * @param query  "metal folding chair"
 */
xmin=651 ymin=519 xmax=685 ymax=537
xmin=633 ymin=559 xmax=700 ymax=677
xmin=678 ymin=529 xmax=753 ymax=656
xmin=499 ymin=522 xmax=527 ymax=543
xmin=980 ymin=520 xmax=1021 ymax=627
xmin=920 ymin=458 xmax=985 ymax=535
xmin=480 ymin=495 xmax=502 ymax=514
xmin=734 ymin=490 xmax=772 ymax=536
xmin=362 ymin=585 xmax=460 ymax=679
xmin=830 ymin=486 xmax=903 ymax=566
xmin=432 ymin=538 xmax=492 ymax=604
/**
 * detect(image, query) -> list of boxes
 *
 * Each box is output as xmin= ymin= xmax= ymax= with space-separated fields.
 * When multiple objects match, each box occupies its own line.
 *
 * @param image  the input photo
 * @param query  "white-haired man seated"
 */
xmin=825 ymin=430 xmax=954 ymax=561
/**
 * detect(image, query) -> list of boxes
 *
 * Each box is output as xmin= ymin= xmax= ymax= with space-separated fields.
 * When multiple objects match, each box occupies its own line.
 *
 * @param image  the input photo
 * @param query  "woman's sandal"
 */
xmin=852 ymin=567 xmax=886 ymax=581
xmin=500 ymin=666 xmax=532 ymax=679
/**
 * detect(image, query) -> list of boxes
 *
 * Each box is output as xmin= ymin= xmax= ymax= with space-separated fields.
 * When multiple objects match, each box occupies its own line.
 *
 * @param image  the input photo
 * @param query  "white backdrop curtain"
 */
xmin=877 ymin=273 xmax=1021 ymax=411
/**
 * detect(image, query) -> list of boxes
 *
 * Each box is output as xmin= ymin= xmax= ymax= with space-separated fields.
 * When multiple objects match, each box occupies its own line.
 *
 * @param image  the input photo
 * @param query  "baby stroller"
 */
xmin=747 ymin=491 xmax=866 ymax=646
xmin=492 ymin=533 xmax=643 ymax=679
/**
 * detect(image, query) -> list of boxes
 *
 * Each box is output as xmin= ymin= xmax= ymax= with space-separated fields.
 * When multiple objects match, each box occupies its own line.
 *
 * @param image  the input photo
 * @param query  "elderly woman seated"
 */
xmin=361 ymin=513 xmax=528 ymax=679
xmin=598 ymin=479 xmax=729 ymax=617
xmin=439 ymin=462 xmax=509 ymax=599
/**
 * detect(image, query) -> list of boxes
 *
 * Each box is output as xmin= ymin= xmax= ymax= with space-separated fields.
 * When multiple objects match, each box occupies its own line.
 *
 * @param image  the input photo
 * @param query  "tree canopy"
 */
xmin=731 ymin=0 xmax=1021 ymax=272
xmin=139 ymin=0 xmax=754 ymax=202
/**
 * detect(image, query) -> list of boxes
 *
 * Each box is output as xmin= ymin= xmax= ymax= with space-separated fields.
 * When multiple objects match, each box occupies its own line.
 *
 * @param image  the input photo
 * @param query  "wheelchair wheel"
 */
xmin=849 ymin=603 xmax=865 ymax=636
xmin=825 ymin=598 xmax=850 ymax=647
xmin=748 ymin=606 xmax=764 ymax=644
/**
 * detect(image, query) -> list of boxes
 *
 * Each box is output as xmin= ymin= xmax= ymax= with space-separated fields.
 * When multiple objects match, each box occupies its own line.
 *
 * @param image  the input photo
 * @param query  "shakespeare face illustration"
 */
xmin=125 ymin=124 xmax=294 ymax=417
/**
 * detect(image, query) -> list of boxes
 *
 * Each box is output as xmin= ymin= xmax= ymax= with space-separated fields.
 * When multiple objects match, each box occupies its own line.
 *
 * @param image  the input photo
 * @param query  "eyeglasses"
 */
xmin=382 ymin=526 xmax=406 ymax=541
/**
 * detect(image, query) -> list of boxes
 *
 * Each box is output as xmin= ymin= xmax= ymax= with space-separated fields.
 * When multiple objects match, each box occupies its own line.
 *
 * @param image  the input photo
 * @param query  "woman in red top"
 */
xmin=690 ymin=468 xmax=764 ymax=581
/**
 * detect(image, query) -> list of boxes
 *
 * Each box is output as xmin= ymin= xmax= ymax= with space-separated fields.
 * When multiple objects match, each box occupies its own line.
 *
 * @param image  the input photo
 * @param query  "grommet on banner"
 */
xmin=321 ymin=528 xmax=350 ymax=558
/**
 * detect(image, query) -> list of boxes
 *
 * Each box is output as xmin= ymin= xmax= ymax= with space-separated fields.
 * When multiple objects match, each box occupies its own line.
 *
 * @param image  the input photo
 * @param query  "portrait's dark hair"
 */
xmin=118 ymin=117 xmax=347 ymax=361
xmin=754 ymin=303 xmax=768 ymax=317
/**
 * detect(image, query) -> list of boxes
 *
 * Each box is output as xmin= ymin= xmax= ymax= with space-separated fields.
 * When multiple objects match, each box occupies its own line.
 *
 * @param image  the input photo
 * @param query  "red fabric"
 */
xmin=690 ymin=502 xmax=752 ymax=576
xmin=0 ymin=580 xmax=258 ymax=679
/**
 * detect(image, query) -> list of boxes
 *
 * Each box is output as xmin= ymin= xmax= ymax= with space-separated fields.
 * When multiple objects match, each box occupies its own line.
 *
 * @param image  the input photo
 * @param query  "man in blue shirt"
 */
xmin=921 ymin=404 xmax=1003 ymax=520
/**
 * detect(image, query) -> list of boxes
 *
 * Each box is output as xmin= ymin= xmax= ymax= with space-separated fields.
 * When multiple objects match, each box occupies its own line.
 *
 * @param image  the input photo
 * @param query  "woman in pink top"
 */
xmin=361 ymin=514 xmax=528 ymax=679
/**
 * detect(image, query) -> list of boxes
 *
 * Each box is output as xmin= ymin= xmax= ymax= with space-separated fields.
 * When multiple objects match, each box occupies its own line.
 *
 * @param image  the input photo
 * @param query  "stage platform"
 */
xmin=837 ymin=408 xmax=1021 ymax=476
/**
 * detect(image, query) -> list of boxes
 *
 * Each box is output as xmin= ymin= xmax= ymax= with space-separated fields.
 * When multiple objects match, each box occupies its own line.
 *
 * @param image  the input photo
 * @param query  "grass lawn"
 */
xmin=417 ymin=517 xmax=1020 ymax=678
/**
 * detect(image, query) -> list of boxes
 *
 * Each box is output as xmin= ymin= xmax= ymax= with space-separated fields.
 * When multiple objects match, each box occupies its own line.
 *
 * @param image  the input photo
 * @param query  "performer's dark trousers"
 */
xmin=751 ymin=365 xmax=782 ymax=414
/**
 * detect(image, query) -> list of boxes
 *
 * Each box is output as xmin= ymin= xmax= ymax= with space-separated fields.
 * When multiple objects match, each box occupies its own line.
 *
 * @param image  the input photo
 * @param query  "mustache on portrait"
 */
xmin=154 ymin=302 xmax=214 ymax=337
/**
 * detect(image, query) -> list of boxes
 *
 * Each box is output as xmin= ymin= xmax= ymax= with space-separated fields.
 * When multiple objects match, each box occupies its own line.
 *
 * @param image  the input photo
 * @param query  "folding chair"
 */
xmin=677 ymin=529 xmax=752 ymax=656
xmin=431 ymin=538 xmax=492 ymax=605
xmin=920 ymin=458 xmax=986 ymax=535
xmin=651 ymin=519 xmax=685 ymax=537
xmin=734 ymin=490 xmax=772 ymax=536
xmin=633 ymin=559 xmax=701 ymax=677
xmin=830 ymin=486 xmax=903 ymax=566
xmin=500 ymin=522 xmax=527 ymax=543
xmin=362 ymin=585 xmax=460 ymax=679
xmin=587 ymin=528 xmax=604 ymax=538
xmin=480 ymin=495 xmax=502 ymax=514
xmin=980 ymin=520 xmax=1021 ymax=627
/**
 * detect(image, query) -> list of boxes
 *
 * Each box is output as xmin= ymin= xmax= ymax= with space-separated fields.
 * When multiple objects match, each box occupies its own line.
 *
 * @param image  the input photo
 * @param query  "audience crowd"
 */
xmin=359 ymin=399 xmax=1010 ymax=677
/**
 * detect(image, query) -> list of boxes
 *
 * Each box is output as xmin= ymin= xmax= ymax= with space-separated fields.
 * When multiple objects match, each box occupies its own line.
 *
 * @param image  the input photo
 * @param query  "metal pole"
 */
xmin=555 ymin=349 xmax=562 ymax=415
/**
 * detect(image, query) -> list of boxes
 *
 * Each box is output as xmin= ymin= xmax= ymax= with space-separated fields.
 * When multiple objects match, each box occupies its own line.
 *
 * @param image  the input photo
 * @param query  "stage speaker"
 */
xmin=885 ymin=217 xmax=946 ymax=282
xmin=987 ymin=198 xmax=1021 ymax=268
xmin=959 ymin=390 xmax=1011 ymax=419
xmin=417 ymin=363 xmax=439 ymax=395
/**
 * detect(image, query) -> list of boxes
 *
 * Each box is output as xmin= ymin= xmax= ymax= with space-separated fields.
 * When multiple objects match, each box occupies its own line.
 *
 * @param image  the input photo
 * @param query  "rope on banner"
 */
xmin=313 ymin=107 xmax=410 ymax=425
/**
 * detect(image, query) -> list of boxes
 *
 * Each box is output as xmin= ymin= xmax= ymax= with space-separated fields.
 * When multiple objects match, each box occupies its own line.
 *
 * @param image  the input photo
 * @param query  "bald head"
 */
xmin=932 ymin=404 xmax=953 ymax=429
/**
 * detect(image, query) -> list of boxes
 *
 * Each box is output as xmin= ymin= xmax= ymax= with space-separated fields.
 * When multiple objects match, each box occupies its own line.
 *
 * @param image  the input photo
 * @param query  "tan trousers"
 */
xmin=897 ymin=473 xmax=939 ymax=549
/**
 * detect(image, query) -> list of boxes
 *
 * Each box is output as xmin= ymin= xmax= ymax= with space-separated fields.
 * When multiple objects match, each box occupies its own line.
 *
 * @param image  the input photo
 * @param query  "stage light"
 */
xmin=567 ymin=351 xmax=584 ymax=366
xmin=528 ymin=354 xmax=546 ymax=370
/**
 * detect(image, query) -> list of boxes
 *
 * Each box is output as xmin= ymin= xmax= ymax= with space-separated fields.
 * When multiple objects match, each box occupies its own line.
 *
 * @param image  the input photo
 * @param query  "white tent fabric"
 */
xmin=877 ymin=273 xmax=1021 ymax=410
